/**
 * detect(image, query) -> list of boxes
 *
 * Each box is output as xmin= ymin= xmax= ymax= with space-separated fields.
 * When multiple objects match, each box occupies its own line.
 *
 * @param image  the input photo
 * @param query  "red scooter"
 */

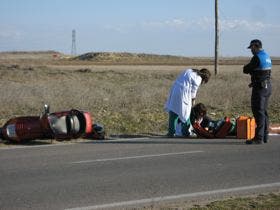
xmin=0 ymin=105 xmax=93 ymax=143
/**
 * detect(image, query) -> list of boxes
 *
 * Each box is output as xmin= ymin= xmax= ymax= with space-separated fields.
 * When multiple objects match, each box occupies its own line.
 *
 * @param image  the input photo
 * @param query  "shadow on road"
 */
xmin=83 ymin=134 xmax=246 ymax=145
xmin=0 ymin=139 xmax=54 ymax=146
xmin=0 ymin=133 xmax=250 ymax=146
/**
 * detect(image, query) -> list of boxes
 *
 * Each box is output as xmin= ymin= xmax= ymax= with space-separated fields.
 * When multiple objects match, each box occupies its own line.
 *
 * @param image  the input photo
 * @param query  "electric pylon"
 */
xmin=71 ymin=29 xmax=77 ymax=56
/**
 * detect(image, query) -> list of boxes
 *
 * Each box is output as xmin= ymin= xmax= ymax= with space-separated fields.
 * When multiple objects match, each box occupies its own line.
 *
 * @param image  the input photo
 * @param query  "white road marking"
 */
xmin=270 ymin=126 xmax=280 ymax=130
xmin=71 ymin=150 xmax=204 ymax=164
xmin=65 ymin=182 xmax=280 ymax=210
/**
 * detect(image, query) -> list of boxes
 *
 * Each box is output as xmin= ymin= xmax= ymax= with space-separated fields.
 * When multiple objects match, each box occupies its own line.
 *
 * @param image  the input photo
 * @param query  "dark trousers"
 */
xmin=251 ymin=82 xmax=272 ymax=141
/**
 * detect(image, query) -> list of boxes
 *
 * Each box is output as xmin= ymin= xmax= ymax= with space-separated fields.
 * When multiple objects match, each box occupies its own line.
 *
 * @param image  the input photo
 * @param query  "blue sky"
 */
xmin=0 ymin=0 xmax=279 ymax=56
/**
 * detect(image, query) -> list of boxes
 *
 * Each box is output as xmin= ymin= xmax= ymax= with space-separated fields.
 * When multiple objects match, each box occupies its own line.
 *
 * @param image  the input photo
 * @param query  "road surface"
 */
xmin=0 ymin=136 xmax=280 ymax=209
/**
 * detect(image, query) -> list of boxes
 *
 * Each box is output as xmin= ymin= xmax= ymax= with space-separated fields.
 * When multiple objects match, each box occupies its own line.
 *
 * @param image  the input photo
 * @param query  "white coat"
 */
xmin=165 ymin=69 xmax=202 ymax=123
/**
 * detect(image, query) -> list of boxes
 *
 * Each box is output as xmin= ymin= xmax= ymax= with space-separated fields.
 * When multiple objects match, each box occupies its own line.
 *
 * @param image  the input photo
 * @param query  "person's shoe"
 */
xmin=263 ymin=136 xmax=269 ymax=143
xmin=245 ymin=140 xmax=253 ymax=144
xmin=246 ymin=138 xmax=263 ymax=144
xmin=252 ymin=137 xmax=263 ymax=144
xmin=253 ymin=140 xmax=263 ymax=144
xmin=166 ymin=133 xmax=175 ymax=138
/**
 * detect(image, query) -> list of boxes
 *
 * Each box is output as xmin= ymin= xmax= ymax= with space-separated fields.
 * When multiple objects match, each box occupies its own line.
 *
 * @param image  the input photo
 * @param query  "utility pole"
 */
xmin=214 ymin=0 xmax=219 ymax=75
xmin=71 ymin=29 xmax=77 ymax=56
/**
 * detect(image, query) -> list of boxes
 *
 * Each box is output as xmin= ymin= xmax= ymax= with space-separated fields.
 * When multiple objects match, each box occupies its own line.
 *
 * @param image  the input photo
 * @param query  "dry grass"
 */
xmin=0 ymin=53 xmax=279 ymax=136
xmin=137 ymin=192 xmax=280 ymax=210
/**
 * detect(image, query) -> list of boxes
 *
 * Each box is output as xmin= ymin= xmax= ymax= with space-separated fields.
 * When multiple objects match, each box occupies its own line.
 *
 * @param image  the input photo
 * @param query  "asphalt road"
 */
xmin=0 ymin=136 xmax=280 ymax=210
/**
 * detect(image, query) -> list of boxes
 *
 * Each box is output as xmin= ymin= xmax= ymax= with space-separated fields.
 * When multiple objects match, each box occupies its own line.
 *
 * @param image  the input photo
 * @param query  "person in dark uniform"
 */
xmin=243 ymin=39 xmax=272 ymax=144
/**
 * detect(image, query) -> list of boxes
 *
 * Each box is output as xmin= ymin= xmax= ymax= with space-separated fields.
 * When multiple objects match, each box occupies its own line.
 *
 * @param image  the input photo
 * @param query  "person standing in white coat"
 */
xmin=165 ymin=68 xmax=211 ymax=137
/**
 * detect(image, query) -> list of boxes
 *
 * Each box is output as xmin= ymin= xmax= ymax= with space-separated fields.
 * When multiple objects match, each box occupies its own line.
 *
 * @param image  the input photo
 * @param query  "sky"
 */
xmin=0 ymin=0 xmax=280 ymax=56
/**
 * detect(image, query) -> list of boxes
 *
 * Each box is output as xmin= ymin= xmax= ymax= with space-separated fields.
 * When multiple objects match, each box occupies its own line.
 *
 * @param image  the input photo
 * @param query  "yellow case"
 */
xmin=236 ymin=116 xmax=256 ymax=140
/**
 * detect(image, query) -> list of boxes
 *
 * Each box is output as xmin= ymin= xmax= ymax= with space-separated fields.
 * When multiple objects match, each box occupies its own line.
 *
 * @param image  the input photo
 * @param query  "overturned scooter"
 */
xmin=0 ymin=105 xmax=94 ymax=143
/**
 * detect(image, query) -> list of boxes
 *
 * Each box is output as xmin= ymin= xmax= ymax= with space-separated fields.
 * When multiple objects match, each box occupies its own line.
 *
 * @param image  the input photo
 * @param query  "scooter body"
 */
xmin=1 ymin=109 xmax=92 ymax=143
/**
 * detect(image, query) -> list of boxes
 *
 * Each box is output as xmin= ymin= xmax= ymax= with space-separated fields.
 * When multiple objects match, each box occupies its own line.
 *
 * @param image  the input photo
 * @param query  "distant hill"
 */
xmin=0 ymin=51 xmax=279 ymax=65
xmin=73 ymin=52 xmax=280 ymax=65
xmin=73 ymin=52 xmax=195 ymax=64
xmin=72 ymin=52 xmax=251 ymax=65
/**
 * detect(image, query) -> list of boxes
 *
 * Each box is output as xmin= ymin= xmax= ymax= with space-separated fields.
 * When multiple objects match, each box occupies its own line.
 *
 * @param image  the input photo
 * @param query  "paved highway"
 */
xmin=0 ymin=136 xmax=279 ymax=210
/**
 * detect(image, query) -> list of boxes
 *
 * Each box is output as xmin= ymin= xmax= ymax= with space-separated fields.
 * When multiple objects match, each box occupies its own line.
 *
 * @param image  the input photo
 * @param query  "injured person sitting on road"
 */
xmin=175 ymin=103 xmax=236 ymax=138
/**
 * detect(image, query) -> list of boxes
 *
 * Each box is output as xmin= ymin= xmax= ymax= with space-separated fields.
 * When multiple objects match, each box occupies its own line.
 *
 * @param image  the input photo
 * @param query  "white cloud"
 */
xmin=220 ymin=19 xmax=275 ymax=31
xmin=107 ymin=17 xmax=280 ymax=32
xmin=196 ymin=17 xmax=280 ymax=32
xmin=141 ymin=18 xmax=189 ymax=29
xmin=0 ymin=30 xmax=23 ymax=40
xmin=103 ymin=24 xmax=133 ymax=33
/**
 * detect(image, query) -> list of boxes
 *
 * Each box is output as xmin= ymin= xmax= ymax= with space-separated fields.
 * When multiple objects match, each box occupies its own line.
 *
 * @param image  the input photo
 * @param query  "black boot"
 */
xmin=252 ymin=137 xmax=263 ymax=144
xmin=263 ymin=135 xmax=269 ymax=143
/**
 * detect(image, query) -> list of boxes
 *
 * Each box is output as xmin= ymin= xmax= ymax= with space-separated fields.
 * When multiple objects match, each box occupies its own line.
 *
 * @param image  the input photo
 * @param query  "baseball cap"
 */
xmin=247 ymin=39 xmax=262 ymax=49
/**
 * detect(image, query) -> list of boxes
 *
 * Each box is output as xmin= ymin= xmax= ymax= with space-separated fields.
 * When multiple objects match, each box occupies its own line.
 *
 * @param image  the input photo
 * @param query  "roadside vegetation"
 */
xmin=189 ymin=193 xmax=280 ymax=210
xmin=139 ymin=192 xmax=280 ymax=210
xmin=0 ymin=52 xmax=279 ymax=137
